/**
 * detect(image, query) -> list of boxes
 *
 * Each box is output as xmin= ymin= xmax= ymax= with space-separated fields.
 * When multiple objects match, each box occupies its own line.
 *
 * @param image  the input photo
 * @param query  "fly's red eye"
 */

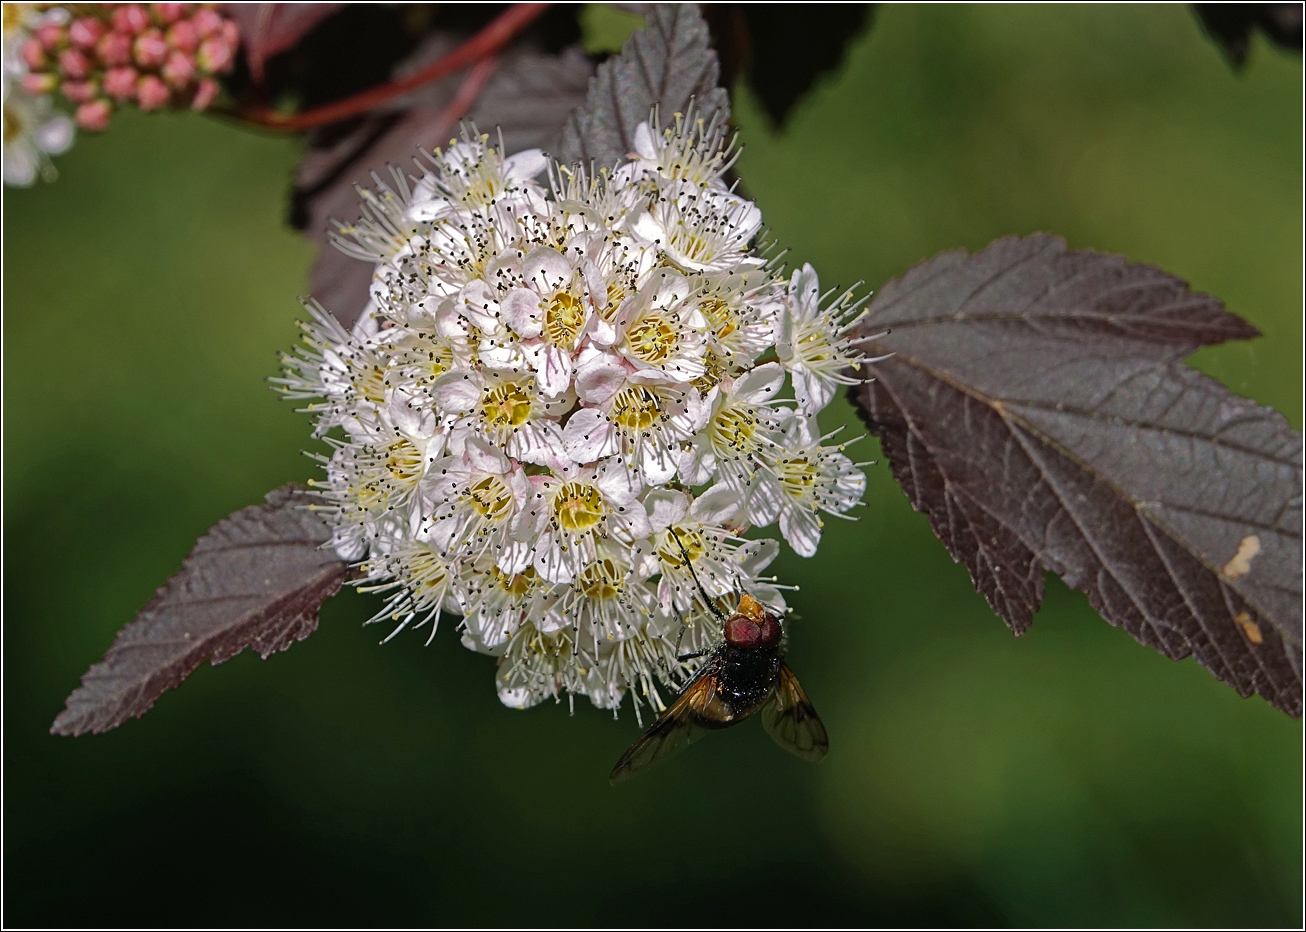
xmin=758 ymin=615 xmax=782 ymax=648
xmin=725 ymin=616 xmax=763 ymax=647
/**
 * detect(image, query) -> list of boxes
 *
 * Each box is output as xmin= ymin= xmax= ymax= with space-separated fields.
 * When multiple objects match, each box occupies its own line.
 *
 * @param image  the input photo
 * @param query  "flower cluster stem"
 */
xmin=232 ymin=3 xmax=548 ymax=132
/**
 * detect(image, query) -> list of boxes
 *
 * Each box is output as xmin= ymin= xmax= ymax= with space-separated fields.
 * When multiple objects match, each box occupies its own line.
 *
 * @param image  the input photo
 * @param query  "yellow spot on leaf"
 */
xmin=1235 ymin=611 xmax=1263 ymax=644
xmin=1222 ymin=535 xmax=1261 ymax=578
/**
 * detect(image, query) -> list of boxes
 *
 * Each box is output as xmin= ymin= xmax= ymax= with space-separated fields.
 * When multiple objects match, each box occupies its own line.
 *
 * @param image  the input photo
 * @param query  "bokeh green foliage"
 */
xmin=4 ymin=5 xmax=1300 ymax=926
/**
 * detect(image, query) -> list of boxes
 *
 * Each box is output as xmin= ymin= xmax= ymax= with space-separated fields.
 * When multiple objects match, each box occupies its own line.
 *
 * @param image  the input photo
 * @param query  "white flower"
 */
xmin=3 ymin=83 xmax=73 ymax=188
xmin=777 ymin=263 xmax=869 ymax=416
xmin=281 ymin=121 xmax=870 ymax=716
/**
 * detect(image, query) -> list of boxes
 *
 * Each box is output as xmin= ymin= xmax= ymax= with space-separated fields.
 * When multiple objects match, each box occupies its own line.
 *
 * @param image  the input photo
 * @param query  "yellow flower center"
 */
xmin=493 ymin=565 xmax=537 ymax=596
xmin=481 ymin=382 xmax=533 ymax=428
xmin=2 ymin=104 xmax=22 ymax=146
xmin=544 ymin=291 xmax=585 ymax=347
xmin=352 ymin=363 xmax=387 ymax=405
xmin=625 ymin=315 xmax=678 ymax=364
xmin=656 ymin=526 xmax=706 ymax=568
xmin=578 ymin=558 xmax=623 ymax=600
xmin=779 ymin=454 xmax=818 ymax=498
xmin=710 ymin=405 xmax=759 ymax=454
xmin=404 ymin=546 xmax=449 ymax=594
xmin=610 ymin=386 xmax=663 ymax=432
xmin=700 ymin=298 xmax=737 ymax=340
xmin=468 ymin=475 xmax=514 ymax=520
xmin=386 ymin=438 xmax=424 ymax=483
xmin=552 ymin=482 xmax=605 ymax=532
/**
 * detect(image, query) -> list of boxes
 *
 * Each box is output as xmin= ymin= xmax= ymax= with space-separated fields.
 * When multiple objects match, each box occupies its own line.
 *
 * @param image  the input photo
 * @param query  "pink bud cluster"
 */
xmin=19 ymin=4 xmax=240 ymax=132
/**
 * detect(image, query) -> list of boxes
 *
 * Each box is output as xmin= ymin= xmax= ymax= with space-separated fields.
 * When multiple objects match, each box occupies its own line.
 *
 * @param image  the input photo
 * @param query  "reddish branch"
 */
xmin=234 ymin=3 xmax=548 ymax=132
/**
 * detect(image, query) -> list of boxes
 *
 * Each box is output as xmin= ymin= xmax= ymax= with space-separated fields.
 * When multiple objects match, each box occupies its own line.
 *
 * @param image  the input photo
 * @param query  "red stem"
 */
xmin=235 ymin=3 xmax=549 ymax=132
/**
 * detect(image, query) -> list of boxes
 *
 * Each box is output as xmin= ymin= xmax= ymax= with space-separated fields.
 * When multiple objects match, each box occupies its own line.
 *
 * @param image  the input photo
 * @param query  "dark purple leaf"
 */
xmin=558 ymin=3 xmax=730 ymax=170
xmin=848 ymin=234 xmax=1303 ymax=716
xmin=51 ymin=485 xmax=350 ymax=736
xmin=704 ymin=4 xmax=875 ymax=129
xmin=295 ymin=42 xmax=595 ymax=327
xmin=1194 ymin=3 xmax=1303 ymax=69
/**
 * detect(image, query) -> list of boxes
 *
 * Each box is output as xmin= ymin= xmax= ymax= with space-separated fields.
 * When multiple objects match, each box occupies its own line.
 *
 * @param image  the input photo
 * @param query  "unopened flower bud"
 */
xmin=69 ymin=17 xmax=106 ymax=49
xmin=152 ymin=3 xmax=191 ymax=24
xmin=20 ymin=38 xmax=47 ymax=71
xmin=76 ymin=99 xmax=113 ymax=132
xmin=191 ymin=7 xmax=223 ymax=38
xmin=161 ymin=49 xmax=195 ymax=87
xmin=165 ymin=18 xmax=198 ymax=53
xmin=20 ymin=72 xmax=59 ymax=95
xmin=220 ymin=19 xmax=239 ymax=48
xmin=133 ymin=28 xmax=169 ymax=69
xmin=191 ymin=76 xmax=219 ymax=110
xmin=197 ymin=36 xmax=233 ymax=74
xmin=136 ymin=73 xmax=171 ymax=110
xmin=35 ymin=22 xmax=67 ymax=50
xmin=112 ymin=4 xmax=152 ymax=35
xmin=96 ymin=29 xmax=134 ymax=66
xmin=103 ymin=66 xmax=140 ymax=100
xmin=60 ymin=79 xmax=100 ymax=103
xmin=57 ymin=47 xmax=92 ymax=79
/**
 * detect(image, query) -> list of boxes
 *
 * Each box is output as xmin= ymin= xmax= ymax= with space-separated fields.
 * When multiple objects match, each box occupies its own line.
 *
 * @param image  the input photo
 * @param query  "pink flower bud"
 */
xmin=111 ymin=4 xmax=151 ymax=36
xmin=76 ymin=99 xmax=114 ymax=132
xmin=20 ymin=72 xmax=58 ymax=95
xmin=96 ymin=29 xmax=134 ymax=66
xmin=161 ymin=49 xmax=195 ymax=87
xmin=61 ymin=79 xmax=100 ymax=103
xmin=69 ymin=17 xmax=106 ymax=49
xmin=103 ymin=66 xmax=140 ymax=100
xmin=220 ymin=19 xmax=239 ymax=48
xmin=35 ymin=23 xmax=67 ymax=51
xmin=191 ymin=76 xmax=219 ymax=111
xmin=57 ymin=47 xmax=92 ymax=79
xmin=133 ymin=28 xmax=169 ymax=68
xmin=136 ymin=73 xmax=171 ymax=110
xmin=197 ymin=36 xmax=232 ymax=74
xmin=152 ymin=3 xmax=191 ymax=24
xmin=20 ymin=38 xmax=47 ymax=70
xmin=191 ymin=7 xmax=223 ymax=38
xmin=165 ymin=18 xmax=198 ymax=52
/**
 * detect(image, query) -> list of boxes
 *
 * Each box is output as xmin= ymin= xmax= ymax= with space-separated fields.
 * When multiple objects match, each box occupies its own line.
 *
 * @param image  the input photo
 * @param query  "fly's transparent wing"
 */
xmin=610 ymin=674 xmax=716 ymax=783
xmin=761 ymin=662 xmax=829 ymax=762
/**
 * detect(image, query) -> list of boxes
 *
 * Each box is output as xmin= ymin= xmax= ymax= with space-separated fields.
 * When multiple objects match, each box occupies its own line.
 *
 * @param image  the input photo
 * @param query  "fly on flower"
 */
xmin=609 ymin=532 xmax=828 ymax=783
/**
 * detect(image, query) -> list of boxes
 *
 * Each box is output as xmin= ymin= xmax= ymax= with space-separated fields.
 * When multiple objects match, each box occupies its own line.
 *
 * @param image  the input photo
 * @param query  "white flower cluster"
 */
xmin=3 ymin=4 xmax=74 ymax=187
xmin=279 ymin=117 xmax=872 ymax=717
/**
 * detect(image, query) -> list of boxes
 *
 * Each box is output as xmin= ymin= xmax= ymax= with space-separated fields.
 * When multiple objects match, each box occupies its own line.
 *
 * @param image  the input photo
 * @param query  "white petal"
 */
xmin=501 ymin=288 xmax=543 ymax=338
xmin=561 ymin=408 xmax=619 ymax=463
xmin=638 ymin=438 xmax=680 ymax=486
xmin=677 ymin=440 xmax=715 ymax=485
xmin=464 ymin=435 xmax=511 ymax=474
xmin=644 ymin=489 xmax=689 ymax=533
xmin=732 ymin=362 xmax=785 ymax=404
xmin=504 ymin=148 xmax=547 ymax=182
xmin=573 ymin=351 xmax=628 ymax=404
xmin=690 ymin=484 xmax=741 ymax=525
xmin=507 ymin=420 xmax=569 ymax=466
xmin=523 ymin=246 xmax=572 ymax=292
xmin=432 ymin=370 xmax=482 ymax=412
xmin=779 ymin=505 xmax=823 ymax=558
xmin=747 ymin=469 xmax=784 ymax=525
xmin=535 ymin=345 xmax=573 ymax=398
xmin=788 ymin=263 xmax=821 ymax=318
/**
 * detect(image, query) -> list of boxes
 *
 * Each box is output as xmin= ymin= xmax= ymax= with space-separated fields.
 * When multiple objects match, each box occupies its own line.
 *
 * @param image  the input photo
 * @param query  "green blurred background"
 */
xmin=4 ymin=4 xmax=1301 ymax=926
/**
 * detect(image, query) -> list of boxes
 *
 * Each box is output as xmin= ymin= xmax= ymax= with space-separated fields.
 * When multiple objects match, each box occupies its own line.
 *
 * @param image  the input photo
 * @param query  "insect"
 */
xmin=609 ymin=532 xmax=829 ymax=783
